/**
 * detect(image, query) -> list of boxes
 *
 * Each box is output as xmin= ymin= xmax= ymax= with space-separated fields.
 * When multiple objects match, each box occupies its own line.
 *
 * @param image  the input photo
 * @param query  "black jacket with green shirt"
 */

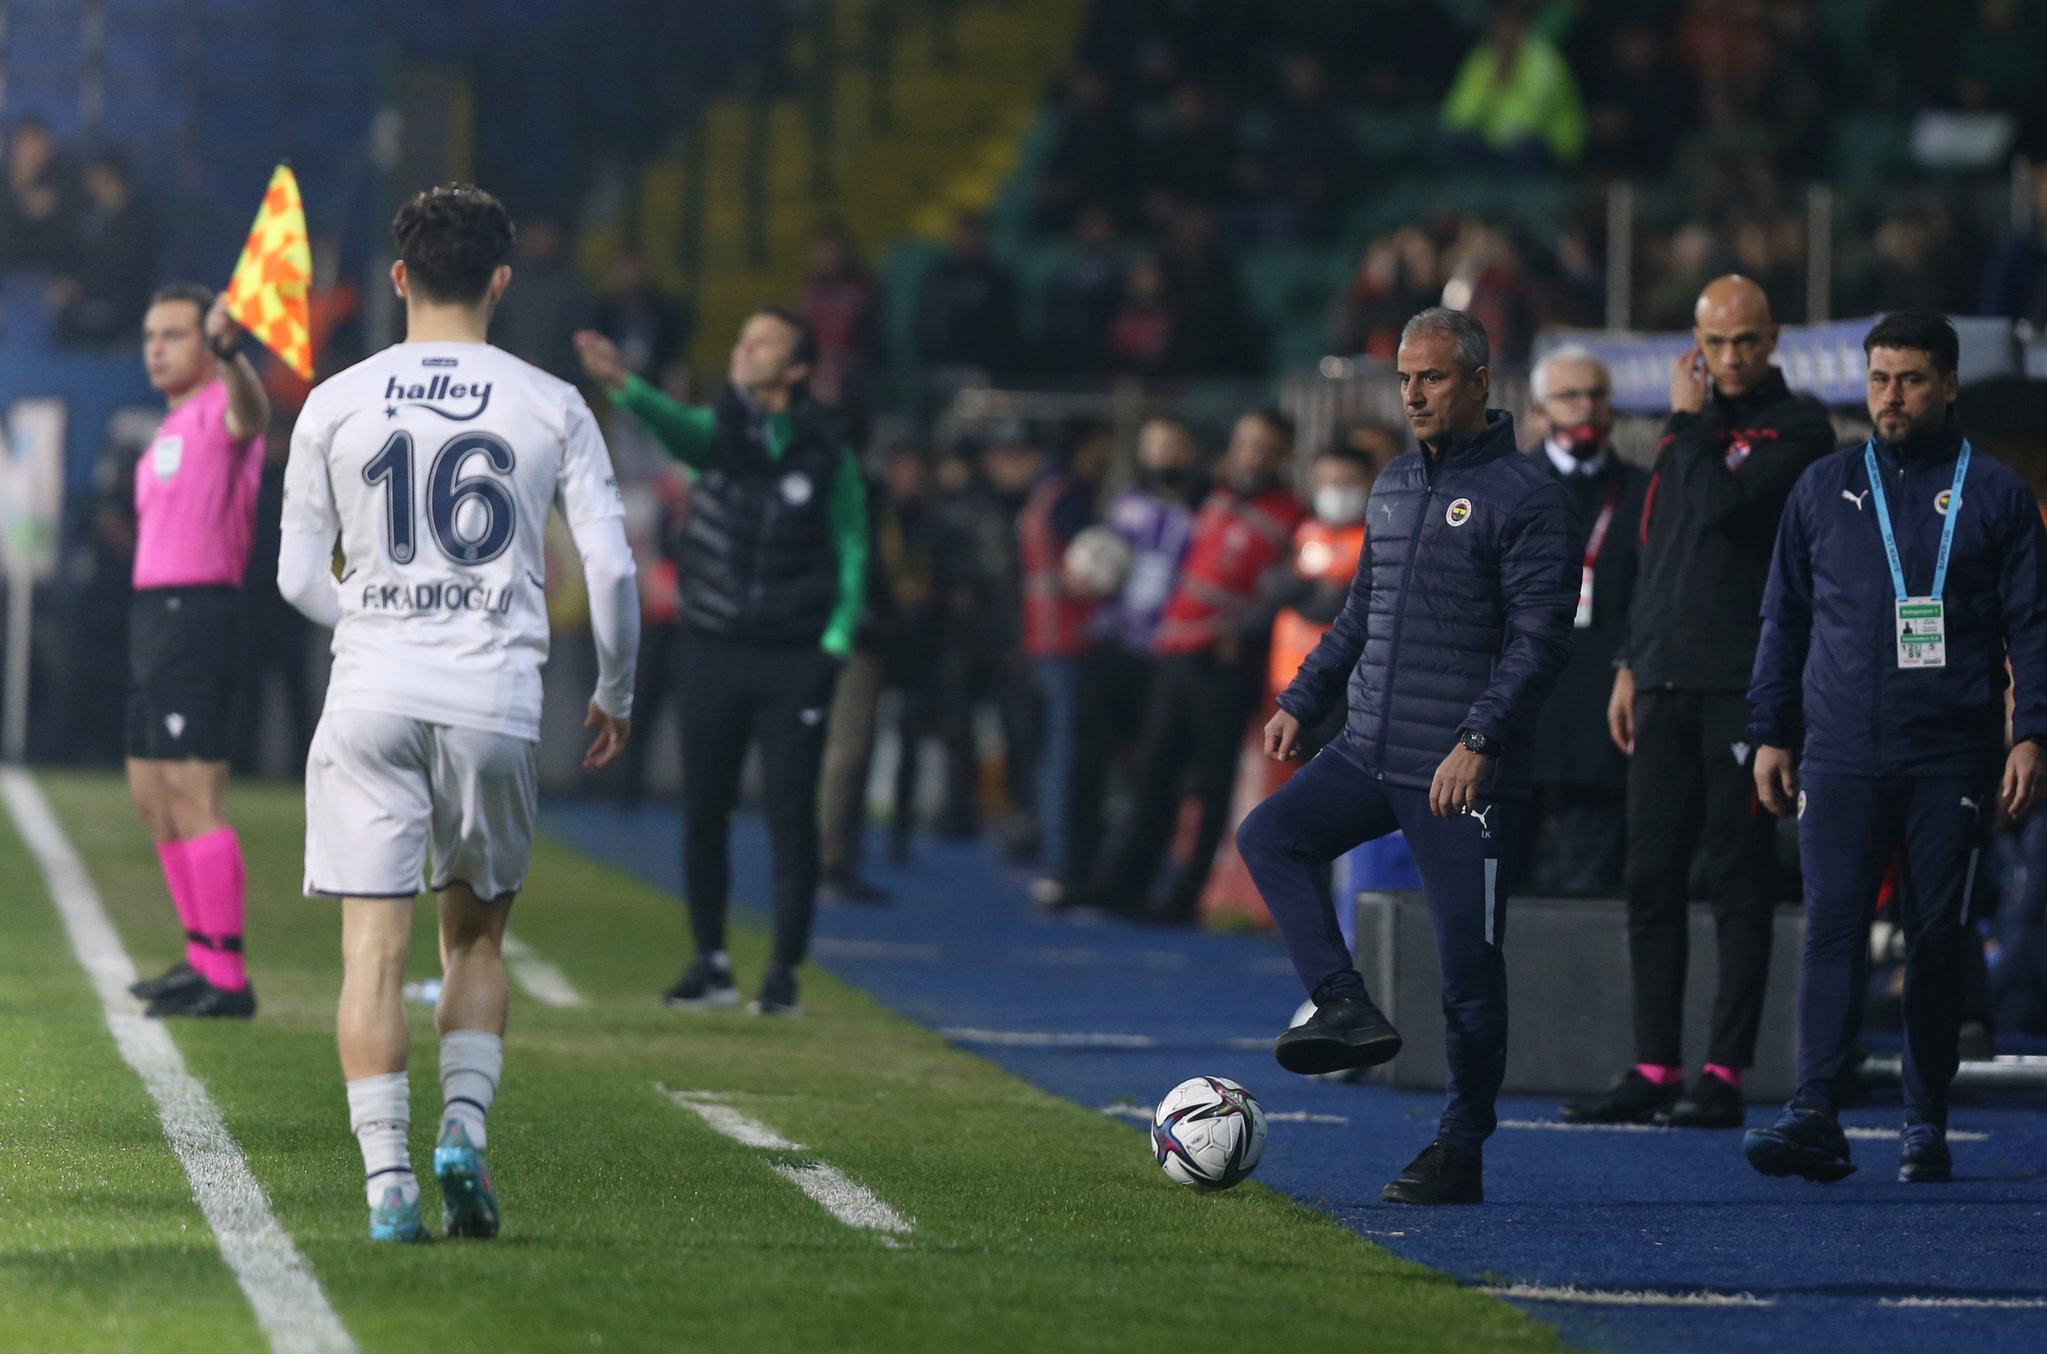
xmin=615 ymin=375 xmax=867 ymax=656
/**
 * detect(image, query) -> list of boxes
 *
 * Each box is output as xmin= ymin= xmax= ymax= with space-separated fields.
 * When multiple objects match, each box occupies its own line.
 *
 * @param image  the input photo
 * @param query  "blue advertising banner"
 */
xmin=1537 ymin=316 xmax=2018 ymax=413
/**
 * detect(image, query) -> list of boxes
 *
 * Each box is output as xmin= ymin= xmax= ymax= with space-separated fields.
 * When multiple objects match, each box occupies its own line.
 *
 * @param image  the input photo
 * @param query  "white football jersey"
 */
xmin=282 ymin=340 xmax=624 ymax=740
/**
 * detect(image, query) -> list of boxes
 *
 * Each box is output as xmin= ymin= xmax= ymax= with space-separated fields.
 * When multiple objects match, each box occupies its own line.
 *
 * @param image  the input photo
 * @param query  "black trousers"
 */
xmin=1796 ymin=771 xmax=1984 ymax=1126
xmin=1102 ymin=649 xmax=1258 ymax=917
xmin=1623 ymin=689 xmax=1778 ymax=1069
xmin=678 ymin=631 xmax=841 ymax=967
xmin=1065 ymin=644 xmax=1154 ymax=889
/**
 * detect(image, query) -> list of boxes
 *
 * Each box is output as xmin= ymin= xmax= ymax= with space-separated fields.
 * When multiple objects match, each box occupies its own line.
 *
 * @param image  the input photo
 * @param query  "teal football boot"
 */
xmin=433 ymin=1120 xmax=501 ymax=1239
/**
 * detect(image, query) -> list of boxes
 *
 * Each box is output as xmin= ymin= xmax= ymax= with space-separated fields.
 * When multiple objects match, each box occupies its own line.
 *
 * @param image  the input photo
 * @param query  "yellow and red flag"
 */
xmin=223 ymin=164 xmax=313 ymax=380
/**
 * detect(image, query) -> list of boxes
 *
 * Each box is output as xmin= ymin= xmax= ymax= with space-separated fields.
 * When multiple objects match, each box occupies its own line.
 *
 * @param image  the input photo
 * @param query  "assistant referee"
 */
xmin=1745 ymin=311 xmax=2047 ymax=1184
xmin=577 ymin=311 xmax=867 ymax=1018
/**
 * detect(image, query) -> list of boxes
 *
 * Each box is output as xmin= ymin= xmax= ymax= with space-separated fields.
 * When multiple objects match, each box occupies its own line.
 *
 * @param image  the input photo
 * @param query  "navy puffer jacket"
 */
xmin=1276 ymin=410 xmax=1584 ymax=801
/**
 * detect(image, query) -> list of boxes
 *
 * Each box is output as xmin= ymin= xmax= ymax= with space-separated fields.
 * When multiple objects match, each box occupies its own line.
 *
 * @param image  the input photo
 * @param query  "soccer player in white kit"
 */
xmin=277 ymin=185 xmax=639 ymax=1242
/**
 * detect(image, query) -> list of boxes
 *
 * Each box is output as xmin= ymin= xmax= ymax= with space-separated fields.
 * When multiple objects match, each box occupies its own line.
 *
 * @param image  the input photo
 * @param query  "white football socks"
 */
xmin=439 ymin=1029 xmax=503 ymax=1151
xmin=346 ymin=1072 xmax=416 ymax=1208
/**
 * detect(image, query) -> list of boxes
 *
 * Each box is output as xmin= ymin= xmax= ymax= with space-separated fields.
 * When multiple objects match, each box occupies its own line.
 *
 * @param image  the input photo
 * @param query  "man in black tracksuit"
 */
xmin=577 ymin=309 xmax=868 ymax=1016
xmin=1566 ymin=276 xmax=1834 ymax=1129
xmin=1743 ymin=312 xmax=2047 ymax=1184
xmin=1239 ymin=308 xmax=1582 ymax=1205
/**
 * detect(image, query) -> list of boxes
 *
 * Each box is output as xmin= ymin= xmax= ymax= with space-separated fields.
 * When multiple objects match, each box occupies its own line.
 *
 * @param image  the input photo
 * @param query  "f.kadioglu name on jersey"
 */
xmin=359 ymin=580 xmax=519 ymax=613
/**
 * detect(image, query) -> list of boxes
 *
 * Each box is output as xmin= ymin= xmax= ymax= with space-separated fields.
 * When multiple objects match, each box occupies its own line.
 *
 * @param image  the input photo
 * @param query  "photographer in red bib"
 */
xmin=1742 ymin=311 xmax=2047 ymax=1184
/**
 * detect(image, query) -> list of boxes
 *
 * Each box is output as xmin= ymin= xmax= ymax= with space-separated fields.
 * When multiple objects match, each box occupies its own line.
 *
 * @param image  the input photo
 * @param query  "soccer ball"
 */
xmin=1151 ymin=1075 xmax=1268 ymax=1191
xmin=1063 ymin=525 xmax=1134 ymax=598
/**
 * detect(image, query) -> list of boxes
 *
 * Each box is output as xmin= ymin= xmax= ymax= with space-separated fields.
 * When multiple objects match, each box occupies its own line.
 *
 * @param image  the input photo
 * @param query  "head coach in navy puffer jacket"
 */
xmin=1236 ymin=307 xmax=1584 ymax=1206
xmin=1740 ymin=311 xmax=2047 ymax=1186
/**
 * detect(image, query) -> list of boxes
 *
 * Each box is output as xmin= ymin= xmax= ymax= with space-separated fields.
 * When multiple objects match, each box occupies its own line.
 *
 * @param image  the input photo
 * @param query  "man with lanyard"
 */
xmin=1746 ymin=311 xmax=2047 ymax=1183
xmin=125 ymin=283 xmax=272 ymax=1017
xmin=576 ymin=311 xmax=867 ymax=1017
xmin=1526 ymin=346 xmax=1645 ymax=893
xmin=1570 ymin=276 xmax=1834 ymax=1129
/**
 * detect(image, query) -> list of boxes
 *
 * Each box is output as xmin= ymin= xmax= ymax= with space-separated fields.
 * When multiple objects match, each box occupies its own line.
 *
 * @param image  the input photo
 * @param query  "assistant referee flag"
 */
xmin=223 ymin=164 xmax=313 ymax=380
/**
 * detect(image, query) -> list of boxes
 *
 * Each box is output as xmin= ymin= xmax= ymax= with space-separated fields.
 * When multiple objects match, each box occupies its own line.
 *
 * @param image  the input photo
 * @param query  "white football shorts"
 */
xmin=304 ymin=710 xmax=538 ymax=902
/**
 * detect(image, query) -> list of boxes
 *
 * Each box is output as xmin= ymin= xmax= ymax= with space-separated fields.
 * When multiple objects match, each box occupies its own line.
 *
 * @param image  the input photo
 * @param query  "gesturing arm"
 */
xmin=206 ymin=293 xmax=271 ymax=443
xmin=820 ymin=450 xmax=869 ymax=659
xmin=574 ymin=329 xmax=716 ymax=472
xmin=1460 ymin=480 xmax=1584 ymax=747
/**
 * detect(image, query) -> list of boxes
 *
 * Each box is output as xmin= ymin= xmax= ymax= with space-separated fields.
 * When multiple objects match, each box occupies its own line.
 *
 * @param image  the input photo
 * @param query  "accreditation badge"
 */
xmin=1896 ymin=597 xmax=1946 ymax=668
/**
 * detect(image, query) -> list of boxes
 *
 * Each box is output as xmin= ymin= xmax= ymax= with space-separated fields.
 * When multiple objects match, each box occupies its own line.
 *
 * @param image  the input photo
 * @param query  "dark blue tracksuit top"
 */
xmin=1276 ymin=409 xmax=1584 ymax=801
xmin=1747 ymin=419 xmax=2047 ymax=778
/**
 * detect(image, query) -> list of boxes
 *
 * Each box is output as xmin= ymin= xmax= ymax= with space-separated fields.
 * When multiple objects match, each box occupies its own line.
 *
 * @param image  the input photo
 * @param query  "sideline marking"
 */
xmin=1482 ymin=1284 xmax=1772 ymax=1307
xmin=772 ymin=1162 xmax=913 ymax=1234
xmin=1880 ymin=1297 xmax=2047 ymax=1309
xmin=1496 ymin=1119 xmax=1989 ymax=1143
xmin=661 ymin=1087 xmax=804 ymax=1150
xmin=499 ymin=932 xmax=584 ymax=1008
xmin=656 ymin=1086 xmax=913 ymax=1237
xmin=812 ymin=938 xmax=942 ymax=962
xmin=0 ymin=768 xmax=355 ymax=1354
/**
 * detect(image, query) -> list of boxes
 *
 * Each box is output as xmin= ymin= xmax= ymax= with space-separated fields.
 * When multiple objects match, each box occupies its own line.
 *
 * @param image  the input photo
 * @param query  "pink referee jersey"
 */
xmin=132 ymin=379 xmax=265 ymax=590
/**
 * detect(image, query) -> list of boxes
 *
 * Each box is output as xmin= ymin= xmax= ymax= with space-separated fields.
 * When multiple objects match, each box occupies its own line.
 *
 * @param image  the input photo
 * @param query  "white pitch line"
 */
xmin=1495 ymin=1119 xmax=1988 ymax=1142
xmin=1880 ymin=1297 xmax=2047 ymax=1309
xmin=660 ymin=1087 xmax=806 ymax=1150
xmin=0 ymin=768 xmax=354 ymax=1354
xmin=657 ymin=1086 xmax=914 ymax=1238
xmin=499 ymin=933 xmax=583 ymax=1008
xmin=1482 ymin=1284 xmax=1772 ymax=1307
xmin=772 ymin=1162 xmax=913 ymax=1234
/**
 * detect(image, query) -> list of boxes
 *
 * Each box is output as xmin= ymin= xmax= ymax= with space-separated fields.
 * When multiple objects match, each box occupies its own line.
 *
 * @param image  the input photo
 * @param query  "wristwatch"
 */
xmin=209 ymin=332 xmax=241 ymax=361
xmin=1458 ymin=728 xmax=1498 ymax=757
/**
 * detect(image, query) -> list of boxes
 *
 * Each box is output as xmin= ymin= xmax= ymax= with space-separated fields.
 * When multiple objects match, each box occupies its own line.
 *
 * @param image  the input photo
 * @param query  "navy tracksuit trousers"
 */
xmin=1794 ymin=770 xmax=1985 ymax=1128
xmin=1237 ymin=746 xmax=1516 ymax=1154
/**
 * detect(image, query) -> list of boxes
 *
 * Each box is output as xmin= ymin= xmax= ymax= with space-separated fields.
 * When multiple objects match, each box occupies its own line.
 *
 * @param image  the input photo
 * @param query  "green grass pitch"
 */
xmin=0 ymin=771 xmax=1566 ymax=1353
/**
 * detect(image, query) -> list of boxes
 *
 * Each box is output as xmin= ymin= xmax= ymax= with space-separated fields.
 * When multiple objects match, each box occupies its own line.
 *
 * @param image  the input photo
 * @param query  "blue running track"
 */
xmin=546 ymin=803 xmax=2047 ymax=1354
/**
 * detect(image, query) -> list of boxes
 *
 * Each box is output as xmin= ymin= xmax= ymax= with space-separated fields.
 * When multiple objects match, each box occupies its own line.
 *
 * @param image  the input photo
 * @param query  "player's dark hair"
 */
xmin=1863 ymin=310 xmax=1959 ymax=377
xmin=751 ymin=304 xmax=819 ymax=369
xmin=147 ymin=282 xmax=214 ymax=321
xmin=1245 ymin=405 xmax=1296 ymax=445
xmin=391 ymin=184 xmax=517 ymax=305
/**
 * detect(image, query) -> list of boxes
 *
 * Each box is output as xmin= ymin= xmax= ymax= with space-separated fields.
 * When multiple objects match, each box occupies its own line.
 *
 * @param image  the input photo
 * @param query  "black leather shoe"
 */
xmin=1274 ymin=996 xmax=1402 ymax=1075
xmin=1898 ymin=1119 xmax=1951 ymax=1183
xmin=1744 ymin=1104 xmax=1857 ymax=1183
xmin=1382 ymin=1140 xmax=1483 ymax=1205
xmin=145 ymin=980 xmax=255 ymax=1019
xmin=1654 ymin=1071 xmax=1746 ymax=1128
xmin=1561 ymin=1069 xmax=1681 ymax=1124
xmin=130 ymin=960 xmax=203 ymax=1001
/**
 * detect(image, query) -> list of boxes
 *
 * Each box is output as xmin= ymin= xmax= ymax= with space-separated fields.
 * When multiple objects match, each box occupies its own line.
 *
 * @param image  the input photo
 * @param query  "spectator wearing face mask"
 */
xmin=1046 ymin=417 xmax=1207 ymax=909
xmin=1268 ymin=444 xmax=1376 ymax=754
xmin=1076 ymin=408 xmax=1305 ymax=924
xmin=1523 ymin=346 xmax=1646 ymax=894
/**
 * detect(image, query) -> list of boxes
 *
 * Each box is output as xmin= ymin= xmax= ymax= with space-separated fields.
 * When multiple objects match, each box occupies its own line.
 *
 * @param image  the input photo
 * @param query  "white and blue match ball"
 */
xmin=1151 ymin=1075 xmax=1268 ymax=1191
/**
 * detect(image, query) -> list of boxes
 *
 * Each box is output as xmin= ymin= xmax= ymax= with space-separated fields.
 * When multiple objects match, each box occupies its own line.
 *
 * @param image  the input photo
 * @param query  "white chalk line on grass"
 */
xmin=656 ymin=1085 xmax=912 ymax=1237
xmin=1482 ymin=1284 xmax=1772 ymax=1308
xmin=0 ymin=768 xmax=355 ymax=1354
xmin=499 ymin=932 xmax=584 ymax=1007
